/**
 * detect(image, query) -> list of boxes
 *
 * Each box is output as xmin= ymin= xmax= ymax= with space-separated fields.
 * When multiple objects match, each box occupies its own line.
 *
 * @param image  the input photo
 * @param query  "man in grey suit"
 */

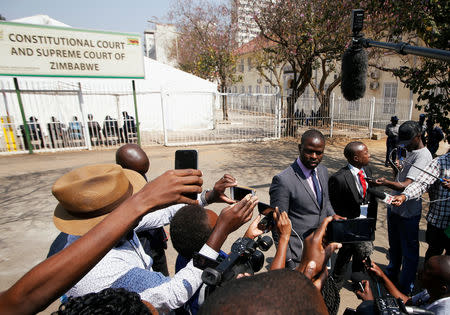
xmin=270 ymin=129 xmax=343 ymax=269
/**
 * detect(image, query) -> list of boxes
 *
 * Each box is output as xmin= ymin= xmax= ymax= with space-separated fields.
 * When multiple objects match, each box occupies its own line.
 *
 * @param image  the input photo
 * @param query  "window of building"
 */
xmin=247 ymin=57 xmax=252 ymax=70
xmin=233 ymin=86 xmax=237 ymax=93
xmin=248 ymin=85 xmax=252 ymax=93
xmin=239 ymin=59 xmax=244 ymax=72
xmin=264 ymin=85 xmax=270 ymax=94
xmin=383 ymin=83 xmax=398 ymax=114
xmin=256 ymin=85 xmax=260 ymax=93
xmin=240 ymin=86 xmax=245 ymax=93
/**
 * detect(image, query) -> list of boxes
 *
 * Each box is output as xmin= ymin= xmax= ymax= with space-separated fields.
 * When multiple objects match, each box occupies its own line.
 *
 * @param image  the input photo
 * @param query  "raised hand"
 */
xmin=375 ymin=177 xmax=387 ymax=185
xmin=355 ymin=280 xmax=374 ymax=301
xmin=442 ymin=178 xmax=450 ymax=191
xmin=244 ymin=215 xmax=264 ymax=239
xmin=274 ymin=207 xmax=291 ymax=240
xmin=207 ymin=194 xmax=258 ymax=252
xmin=207 ymin=174 xmax=237 ymax=204
xmin=133 ymin=169 xmax=203 ymax=213
xmin=297 ymin=216 xmax=341 ymax=282
xmin=367 ymin=260 xmax=385 ymax=278
xmin=391 ymin=194 xmax=406 ymax=207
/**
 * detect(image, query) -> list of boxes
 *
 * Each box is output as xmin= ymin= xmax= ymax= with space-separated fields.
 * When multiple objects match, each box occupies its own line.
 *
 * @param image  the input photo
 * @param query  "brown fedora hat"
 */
xmin=52 ymin=164 xmax=146 ymax=236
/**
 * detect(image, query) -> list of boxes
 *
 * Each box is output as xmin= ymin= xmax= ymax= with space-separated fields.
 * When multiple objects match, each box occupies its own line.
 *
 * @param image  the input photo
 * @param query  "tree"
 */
xmin=364 ymin=0 xmax=449 ymax=136
xmin=251 ymin=0 xmax=353 ymax=135
xmin=242 ymin=36 xmax=287 ymax=106
xmin=168 ymin=0 xmax=241 ymax=120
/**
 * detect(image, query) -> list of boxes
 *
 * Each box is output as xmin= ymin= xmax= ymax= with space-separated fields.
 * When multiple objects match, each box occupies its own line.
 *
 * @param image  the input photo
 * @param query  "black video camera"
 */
xmin=199 ymin=236 xmax=273 ymax=287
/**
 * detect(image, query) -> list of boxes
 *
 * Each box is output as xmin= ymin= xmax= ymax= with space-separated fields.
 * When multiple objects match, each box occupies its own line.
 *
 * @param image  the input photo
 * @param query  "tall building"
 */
xmin=144 ymin=23 xmax=178 ymax=67
xmin=233 ymin=0 xmax=269 ymax=46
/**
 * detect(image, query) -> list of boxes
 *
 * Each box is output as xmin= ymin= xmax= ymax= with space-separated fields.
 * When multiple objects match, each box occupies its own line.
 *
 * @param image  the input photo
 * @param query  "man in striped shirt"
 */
xmin=392 ymin=152 xmax=450 ymax=262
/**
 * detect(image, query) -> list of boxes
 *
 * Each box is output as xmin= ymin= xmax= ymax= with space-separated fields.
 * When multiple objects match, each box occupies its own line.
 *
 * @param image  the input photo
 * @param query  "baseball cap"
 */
xmin=398 ymin=121 xmax=421 ymax=146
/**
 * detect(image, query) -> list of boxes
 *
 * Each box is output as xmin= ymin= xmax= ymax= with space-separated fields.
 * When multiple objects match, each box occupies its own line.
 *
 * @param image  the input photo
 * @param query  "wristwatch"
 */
xmin=200 ymin=189 xmax=211 ymax=206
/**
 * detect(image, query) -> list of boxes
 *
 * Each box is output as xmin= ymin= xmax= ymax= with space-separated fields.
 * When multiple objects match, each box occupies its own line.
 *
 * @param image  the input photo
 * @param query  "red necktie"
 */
xmin=358 ymin=170 xmax=367 ymax=198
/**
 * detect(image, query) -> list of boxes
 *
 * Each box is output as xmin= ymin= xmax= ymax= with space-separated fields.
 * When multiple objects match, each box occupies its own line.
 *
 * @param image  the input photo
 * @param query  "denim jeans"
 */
xmin=386 ymin=208 xmax=421 ymax=295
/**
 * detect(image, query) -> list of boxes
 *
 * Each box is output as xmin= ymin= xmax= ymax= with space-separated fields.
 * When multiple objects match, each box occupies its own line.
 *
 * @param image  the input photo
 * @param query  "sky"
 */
xmin=0 ymin=0 xmax=172 ymax=35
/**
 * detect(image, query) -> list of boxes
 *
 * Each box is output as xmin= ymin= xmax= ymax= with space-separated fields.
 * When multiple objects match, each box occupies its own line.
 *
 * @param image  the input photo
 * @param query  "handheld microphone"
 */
xmin=367 ymin=188 xmax=394 ymax=204
xmin=404 ymin=306 xmax=435 ymax=315
xmin=397 ymin=145 xmax=405 ymax=161
xmin=350 ymin=271 xmax=370 ymax=292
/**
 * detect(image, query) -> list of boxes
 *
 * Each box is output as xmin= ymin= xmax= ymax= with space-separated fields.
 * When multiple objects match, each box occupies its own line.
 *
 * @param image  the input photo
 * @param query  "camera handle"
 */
xmin=201 ymin=267 xmax=222 ymax=287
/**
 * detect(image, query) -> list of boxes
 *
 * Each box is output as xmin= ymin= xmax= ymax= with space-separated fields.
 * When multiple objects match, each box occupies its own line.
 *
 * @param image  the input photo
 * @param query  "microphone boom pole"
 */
xmin=358 ymin=38 xmax=450 ymax=62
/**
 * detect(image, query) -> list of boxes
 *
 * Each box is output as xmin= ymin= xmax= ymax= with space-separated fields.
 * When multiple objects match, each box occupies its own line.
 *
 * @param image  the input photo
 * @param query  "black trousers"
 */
xmin=425 ymin=223 xmax=450 ymax=262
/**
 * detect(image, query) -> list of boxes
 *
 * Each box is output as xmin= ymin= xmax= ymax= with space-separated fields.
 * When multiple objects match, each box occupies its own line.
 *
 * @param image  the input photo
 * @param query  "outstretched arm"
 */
xmin=0 ymin=169 xmax=203 ymax=315
xmin=270 ymin=208 xmax=292 ymax=270
xmin=375 ymin=177 xmax=413 ymax=192
xmin=367 ymin=261 xmax=410 ymax=305
xmin=297 ymin=216 xmax=342 ymax=290
xmin=142 ymin=194 xmax=258 ymax=312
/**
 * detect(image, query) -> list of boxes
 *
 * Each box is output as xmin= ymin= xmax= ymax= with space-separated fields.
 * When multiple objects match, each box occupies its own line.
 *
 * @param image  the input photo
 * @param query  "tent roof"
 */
xmin=11 ymin=14 xmax=71 ymax=27
xmin=143 ymin=57 xmax=216 ymax=92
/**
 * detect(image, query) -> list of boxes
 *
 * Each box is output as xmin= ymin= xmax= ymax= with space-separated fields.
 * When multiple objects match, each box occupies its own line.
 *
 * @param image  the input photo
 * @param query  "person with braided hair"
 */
xmin=53 ymin=288 xmax=156 ymax=315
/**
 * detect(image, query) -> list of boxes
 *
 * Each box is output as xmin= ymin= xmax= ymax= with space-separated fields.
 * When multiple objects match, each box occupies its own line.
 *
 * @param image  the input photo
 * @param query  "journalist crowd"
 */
xmin=0 ymin=119 xmax=449 ymax=315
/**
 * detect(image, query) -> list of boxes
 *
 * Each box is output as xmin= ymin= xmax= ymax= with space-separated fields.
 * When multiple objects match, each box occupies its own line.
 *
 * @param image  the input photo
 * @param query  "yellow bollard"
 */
xmin=1 ymin=116 xmax=17 ymax=151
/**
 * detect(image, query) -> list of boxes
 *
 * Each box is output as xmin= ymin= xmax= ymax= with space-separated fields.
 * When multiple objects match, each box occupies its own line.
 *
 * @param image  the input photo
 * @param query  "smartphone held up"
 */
xmin=230 ymin=185 xmax=255 ymax=201
xmin=175 ymin=149 xmax=198 ymax=201
xmin=257 ymin=202 xmax=275 ymax=233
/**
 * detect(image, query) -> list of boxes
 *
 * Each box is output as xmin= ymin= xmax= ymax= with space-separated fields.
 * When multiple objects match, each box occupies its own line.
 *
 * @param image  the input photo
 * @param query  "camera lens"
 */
xmin=257 ymin=235 xmax=273 ymax=251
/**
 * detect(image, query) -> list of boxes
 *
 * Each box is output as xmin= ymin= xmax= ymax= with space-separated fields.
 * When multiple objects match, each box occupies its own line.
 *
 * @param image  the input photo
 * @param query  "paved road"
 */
xmin=0 ymin=139 xmax=446 ymax=314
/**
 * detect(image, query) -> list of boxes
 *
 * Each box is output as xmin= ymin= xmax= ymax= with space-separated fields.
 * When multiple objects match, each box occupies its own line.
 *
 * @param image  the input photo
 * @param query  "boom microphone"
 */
xmin=341 ymin=42 xmax=368 ymax=102
xmin=341 ymin=10 xmax=368 ymax=102
xmin=341 ymin=9 xmax=450 ymax=103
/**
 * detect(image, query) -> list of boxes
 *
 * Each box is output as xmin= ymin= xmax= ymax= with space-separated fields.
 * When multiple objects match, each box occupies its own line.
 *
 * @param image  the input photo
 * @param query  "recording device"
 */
xmin=351 ymin=272 xmax=370 ymax=293
xmin=350 ymin=252 xmax=435 ymax=315
xmin=326 ymin=218 xmax=376 ymax=243
xmin=367 ymin=187 xmax=394 ymax=204
xmin=341 ymin=9 xmax=450 ymax=102
xmin=230 ymin=185 xmax=256 ymax=201
xmin=357 ymin=281 xmax=365 ymax=292
xmin=257 ymin=202 xmax=275 ymax=233
xmin=397 ymin=145 xmax=405 ymax=161
xmin=351 ymin=9 xmax=364 ymax=35
xmin=175 ymin=149 xmax=198 ymax=200
xmin=201 ymin=236 xmax=273 ymax=287
xmin=376 ymin=296 xmax=435 ymax=315
xmin=375 ymin=296 xmax=407 ymax=315
xmin=364 ymin=255 xmax=372 ymax=271
xmin=193 ymin=252 xmax=220 ymax=270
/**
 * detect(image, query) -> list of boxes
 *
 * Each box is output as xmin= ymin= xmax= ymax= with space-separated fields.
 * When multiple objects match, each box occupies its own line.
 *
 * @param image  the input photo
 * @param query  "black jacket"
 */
xmin=328 ymin=165 xmax=378 ymax=219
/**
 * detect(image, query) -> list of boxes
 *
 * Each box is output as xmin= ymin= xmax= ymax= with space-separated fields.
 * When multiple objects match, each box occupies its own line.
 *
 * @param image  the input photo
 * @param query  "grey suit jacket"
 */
xmin=269 ymin=160 xmax=335 ymax=264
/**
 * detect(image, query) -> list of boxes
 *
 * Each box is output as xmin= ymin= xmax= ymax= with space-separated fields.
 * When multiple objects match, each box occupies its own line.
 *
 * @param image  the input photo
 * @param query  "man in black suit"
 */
xmin=329 ymin=141 xmax=378 ymax=288
xmin=270 ymin=129 xmax=343 ymax=269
